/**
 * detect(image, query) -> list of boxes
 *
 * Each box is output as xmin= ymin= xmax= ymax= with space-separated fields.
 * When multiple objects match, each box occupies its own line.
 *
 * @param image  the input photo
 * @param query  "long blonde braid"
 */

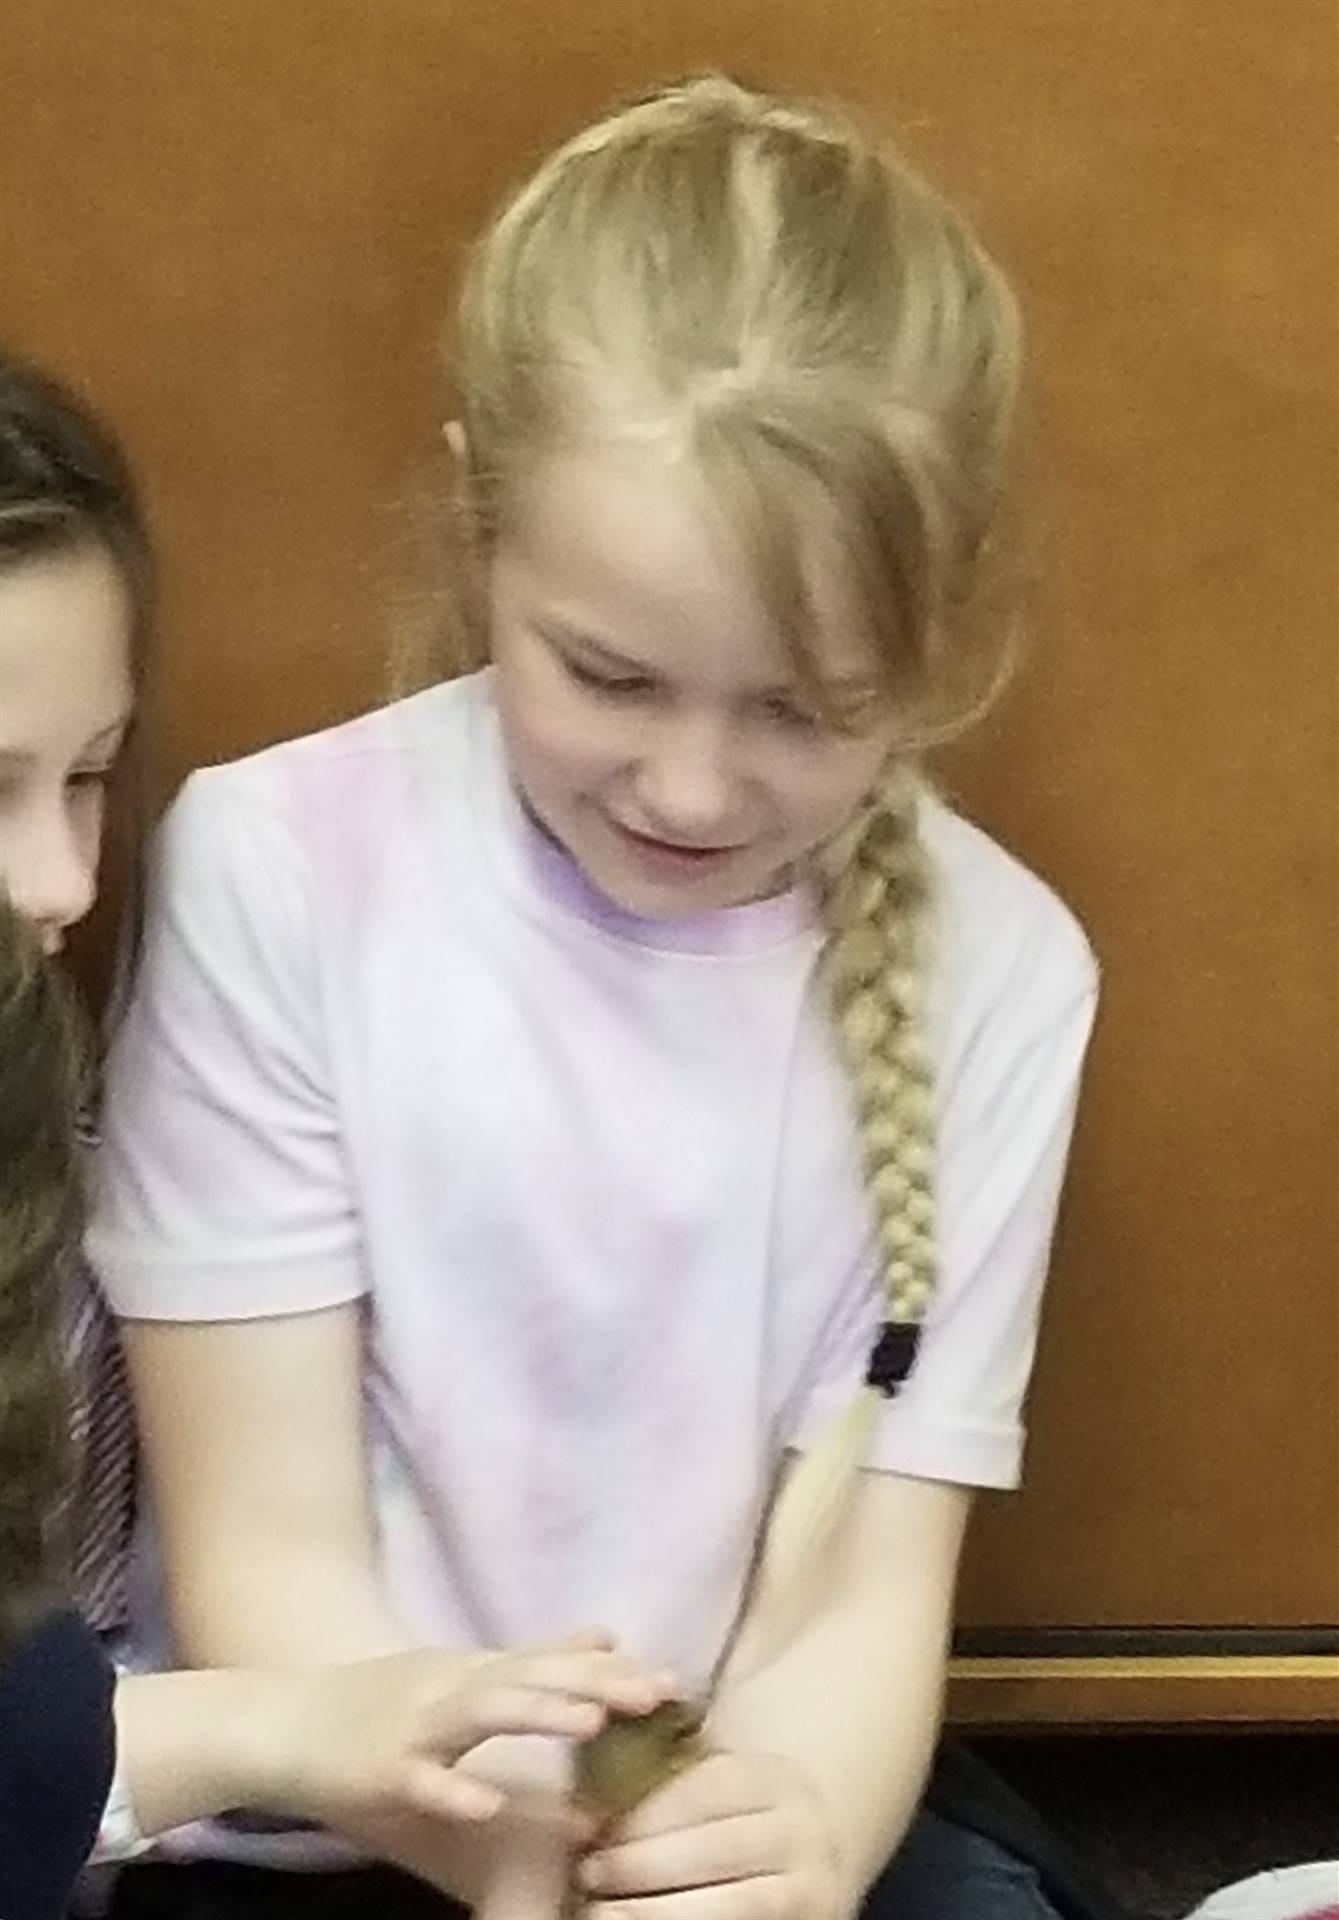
xmin=730 ymin=771 xmax=938 ymax=1652
xmin=822 ymin=767 xmax=938 ymax=1352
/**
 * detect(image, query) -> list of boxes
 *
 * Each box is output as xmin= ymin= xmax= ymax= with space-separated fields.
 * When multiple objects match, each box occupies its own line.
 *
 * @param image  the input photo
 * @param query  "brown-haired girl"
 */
xmin=0 ymin=359 xmax=675 ymax=1920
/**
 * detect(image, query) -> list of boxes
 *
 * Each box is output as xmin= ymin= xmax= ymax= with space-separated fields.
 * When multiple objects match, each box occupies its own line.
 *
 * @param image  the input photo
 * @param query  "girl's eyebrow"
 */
xmin=79 ymin=716 xmax=133 ymax=757
xmin=540 ymin=618 xmax=883 ymax=708
xmin=538 ymin=620 xmax=651 ymax=674
xmin=0 ymin=716 xmax=133 ymax=773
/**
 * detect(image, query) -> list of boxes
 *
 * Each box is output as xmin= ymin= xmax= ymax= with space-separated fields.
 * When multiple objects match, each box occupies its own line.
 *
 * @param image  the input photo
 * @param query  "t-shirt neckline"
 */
xmin=466 ymin=677 xmax=816 ymax=958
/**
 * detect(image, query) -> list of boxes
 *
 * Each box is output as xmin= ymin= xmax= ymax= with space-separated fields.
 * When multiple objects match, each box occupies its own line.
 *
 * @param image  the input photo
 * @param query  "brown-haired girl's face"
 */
xmin=0 ymin=543 xmax=134 ymax=953
xmin=488 ymin=443 xmax=899 ymax=918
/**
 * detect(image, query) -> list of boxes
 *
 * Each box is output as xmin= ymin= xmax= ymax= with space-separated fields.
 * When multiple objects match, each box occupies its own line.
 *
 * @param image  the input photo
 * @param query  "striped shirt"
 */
xmin=60 ymin=1131 xmax=137 ymax=1635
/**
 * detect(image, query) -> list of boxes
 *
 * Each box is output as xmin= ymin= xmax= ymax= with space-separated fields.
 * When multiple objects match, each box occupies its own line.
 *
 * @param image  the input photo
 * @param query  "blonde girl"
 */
xmin=90 ymin=78 xmax=1099 ymax=1920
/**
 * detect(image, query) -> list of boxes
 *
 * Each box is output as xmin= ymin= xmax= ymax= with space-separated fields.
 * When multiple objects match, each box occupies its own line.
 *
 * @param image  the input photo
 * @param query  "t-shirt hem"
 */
xmin=87 ymin=1238 xmax=366 ymax=1322
xmin=862 ymin=1419 xmax=1024 ymax=1491
xmin=788 ymin=1395 xmax=1024 ymax=1490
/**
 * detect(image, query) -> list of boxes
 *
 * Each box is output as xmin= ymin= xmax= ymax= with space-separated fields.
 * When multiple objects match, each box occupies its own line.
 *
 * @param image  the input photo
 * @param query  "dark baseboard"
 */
xmin=952 ymin=1625 xmax=1339 ymax=1659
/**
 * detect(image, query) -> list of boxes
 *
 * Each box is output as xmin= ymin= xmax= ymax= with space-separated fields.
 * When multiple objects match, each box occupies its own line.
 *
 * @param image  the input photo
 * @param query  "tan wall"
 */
xmin=3 ymin=1 xmax=1335 ymax=1640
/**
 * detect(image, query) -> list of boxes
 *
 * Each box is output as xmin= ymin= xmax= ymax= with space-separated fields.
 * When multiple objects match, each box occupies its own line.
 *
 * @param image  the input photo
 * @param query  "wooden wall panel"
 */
xmin=3 ymin=2 xmax=1335 ymax=1646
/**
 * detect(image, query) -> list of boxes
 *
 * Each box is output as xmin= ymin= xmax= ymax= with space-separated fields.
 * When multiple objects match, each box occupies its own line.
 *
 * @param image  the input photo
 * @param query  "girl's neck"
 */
xmin=508 ymin=784 xmax=814 ymax=957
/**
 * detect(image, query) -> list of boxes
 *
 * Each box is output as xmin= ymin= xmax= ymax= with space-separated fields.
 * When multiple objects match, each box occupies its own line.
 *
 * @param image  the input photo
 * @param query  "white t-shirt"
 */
xmin=90 ymin=667 xmax=1097 ymax=1699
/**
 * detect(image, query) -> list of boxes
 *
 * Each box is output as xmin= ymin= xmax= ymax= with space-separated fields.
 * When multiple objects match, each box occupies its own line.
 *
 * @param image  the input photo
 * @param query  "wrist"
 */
xmin=706 ymin=1739 xmax=857 ymax=1920
xmin=114 ymin=1667 xmax=315 ymax=1837
xmin=825 ymin=1817 xmax=863 ymax=1920
xmin=216 ymin=1667 xmax=325 ymax=1818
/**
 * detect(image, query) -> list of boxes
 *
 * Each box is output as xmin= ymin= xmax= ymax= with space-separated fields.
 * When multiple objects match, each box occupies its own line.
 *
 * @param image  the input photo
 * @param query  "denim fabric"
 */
xmin=866 ymin=1811 xmax=1063 ymax=1920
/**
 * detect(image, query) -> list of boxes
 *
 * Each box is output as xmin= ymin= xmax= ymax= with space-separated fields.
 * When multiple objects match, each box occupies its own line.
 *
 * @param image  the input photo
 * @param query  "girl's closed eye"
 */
xmin=755 ymin=691 xmax=823 ymax=735
xmin=68 ymin=763 xmax=116 ymax=792
xmin=561 ymin=652 xmax=657 ymax=699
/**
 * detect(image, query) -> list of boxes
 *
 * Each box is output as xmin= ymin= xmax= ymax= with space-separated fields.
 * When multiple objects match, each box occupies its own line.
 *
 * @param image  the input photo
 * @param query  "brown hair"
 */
xmin=0 ymin=897 xmax=88 ymax=1658
xmin=0 ymin=355 xmax=156 ymax=1018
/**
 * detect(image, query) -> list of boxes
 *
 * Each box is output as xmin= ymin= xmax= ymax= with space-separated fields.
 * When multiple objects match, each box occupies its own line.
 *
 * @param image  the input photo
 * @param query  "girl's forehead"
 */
xmin=0 ymin=546 xmax=134 ymax=752
xmin=496 ymin=444 xmax=879 ymax=691
xmin=503 ymin=441 xmax=742 ymax=570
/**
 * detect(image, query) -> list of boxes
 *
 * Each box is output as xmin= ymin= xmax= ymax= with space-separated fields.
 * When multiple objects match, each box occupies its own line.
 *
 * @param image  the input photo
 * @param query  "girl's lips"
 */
xmin=609 ymin=819 xmax=746 ymax=868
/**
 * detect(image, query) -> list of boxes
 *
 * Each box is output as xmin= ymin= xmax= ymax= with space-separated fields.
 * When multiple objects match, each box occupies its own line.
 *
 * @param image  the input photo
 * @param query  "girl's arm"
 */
xmin=708 ymin=1465 xmax=971 ymax=1888
xmin=579 ymin=1465 xmax=971 ymax=1920
xmin=111 ymin=1637 xmax=666 ymax=1842
xmin=109 ymin=1656 xmax=600 ymax=1916
xmin=123 ymin=1306 xmax=399 ymax=1666
xmin=122 ymin=1307 xmax=630 ymax=1915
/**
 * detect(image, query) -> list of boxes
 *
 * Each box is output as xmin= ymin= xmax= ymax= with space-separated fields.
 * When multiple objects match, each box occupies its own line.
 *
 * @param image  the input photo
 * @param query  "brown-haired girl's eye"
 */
xmin=67 ymin=766 xmax=115 ymax=794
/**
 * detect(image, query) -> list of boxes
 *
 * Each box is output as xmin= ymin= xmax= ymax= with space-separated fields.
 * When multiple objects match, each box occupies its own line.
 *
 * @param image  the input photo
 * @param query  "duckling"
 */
xmin=576 ymin=1699 xmax=706 ymax=1821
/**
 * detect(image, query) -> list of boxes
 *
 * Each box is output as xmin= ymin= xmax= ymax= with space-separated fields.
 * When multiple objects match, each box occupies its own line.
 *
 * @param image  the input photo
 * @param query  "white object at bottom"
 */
xmin=1186 ymin=1863 xmax=1339 ymax=1920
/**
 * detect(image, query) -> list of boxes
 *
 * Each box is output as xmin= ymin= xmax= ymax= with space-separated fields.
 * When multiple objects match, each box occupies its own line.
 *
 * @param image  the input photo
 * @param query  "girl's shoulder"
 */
xmin=190 ymin=672 xmax=486 ymax=808
xmin=920 ymin=790 xmax=1100 ymax=1018
xmin=155 ymin=674 xmax=493 ymax=891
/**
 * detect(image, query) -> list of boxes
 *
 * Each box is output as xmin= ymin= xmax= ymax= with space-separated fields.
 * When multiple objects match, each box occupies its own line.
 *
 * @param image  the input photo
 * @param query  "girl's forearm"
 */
xmin=708 ymin=1600 xmax=947 ymax=1892
xmin=707 ymin=1470 xmax=971 ymax=1896
xmin=116 ymin=1669 xmax=579 ymax=1913
xmin=162 ymin=1545 xmax=409 ymax=1671
xmin=121 ymin=1312 xmax=404 ymax=1673
xmin=114 ymin=1667 xmax=316 ymax=1838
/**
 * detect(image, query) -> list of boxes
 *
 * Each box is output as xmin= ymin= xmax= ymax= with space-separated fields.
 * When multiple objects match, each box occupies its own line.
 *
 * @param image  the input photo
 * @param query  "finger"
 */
xmin=422 ymin=1651 xmax=681 ymax=1762
xmin=452 ymin=1682 xmax=610 ymax=1743
xmin=609 ymin=1755 xmax=775 ymax=1842
xmin=406 ymin=1770 xmax=600 ymax=1843
xmin=482 ymin=1786 xmax=602 ymax=1846
xmin=401 ymin=1760 xmax=506 ymax=1823
xmin=585 ymin=1877 xmax=787 ymax=1920
xmin=581 ymin=1812 xmax=782 ymax=1897
xmin=493 ymin=1650 xmax=678 ymax=1715
xmin=554 ymin=1627 xmax=619 ymax=1653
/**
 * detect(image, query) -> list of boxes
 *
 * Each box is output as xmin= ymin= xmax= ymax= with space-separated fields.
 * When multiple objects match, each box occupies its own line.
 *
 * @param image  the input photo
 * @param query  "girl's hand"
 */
xmin=577 ymin=1748 xmax=852 ymax=1920
xmin=338 ymin=1798 xmax=575 ymax=1915
xmin=264 ymin=1629 xmax=676 ymax=1827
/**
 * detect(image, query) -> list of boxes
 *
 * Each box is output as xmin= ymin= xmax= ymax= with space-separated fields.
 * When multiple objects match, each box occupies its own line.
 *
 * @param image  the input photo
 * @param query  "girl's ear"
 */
xmin=442 ymin=419 xmax=470 ymax=467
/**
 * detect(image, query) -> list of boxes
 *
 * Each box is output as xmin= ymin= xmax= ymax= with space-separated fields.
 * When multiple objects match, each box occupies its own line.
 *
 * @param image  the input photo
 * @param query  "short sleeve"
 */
xmin=88 ymin=771 xmax=365 ymax=1321
xmin=785 ymin=848 xmax=1100 ymax=1492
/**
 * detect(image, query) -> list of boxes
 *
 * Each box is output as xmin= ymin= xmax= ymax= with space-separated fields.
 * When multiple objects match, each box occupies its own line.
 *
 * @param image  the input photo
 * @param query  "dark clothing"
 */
xmin=0 ymin=1608 xmax=115 ymax=1920
xmin=104 ymin=1835 xmax=1058 ymax=1920
xmin=923 ymin=1740 xmax=1130 ymax=1920
xmin=105 ymin=1746 xmax=1127 ymax=1920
